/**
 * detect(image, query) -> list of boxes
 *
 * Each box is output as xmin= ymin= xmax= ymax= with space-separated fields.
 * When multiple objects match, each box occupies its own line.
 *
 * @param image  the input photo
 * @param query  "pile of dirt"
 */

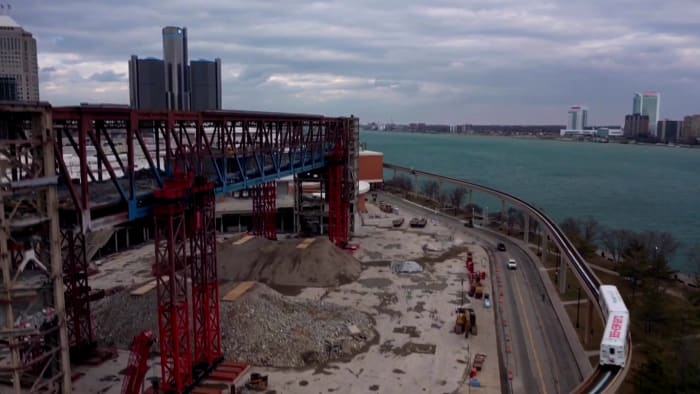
xmin=221 ymin=283 xmax=375 ymax=368
xmin=217 ymin=236 xmax=362 ymax=288
xmin=93 ymin=283 xmax=376 ymax=369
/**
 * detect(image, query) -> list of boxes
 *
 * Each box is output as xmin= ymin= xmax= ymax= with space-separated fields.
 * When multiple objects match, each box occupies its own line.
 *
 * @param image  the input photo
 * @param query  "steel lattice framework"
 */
xmin=189 ymin=177 xmax=221 ymax=368
xmin=251 ymin=182 xmax=277 ymax=240
xmin=153 ymin=176 xmax=193 ymax=393
xmin=0 ymin=103 xmax=72 ymax=393
xmin=51 ymin=107 xmax=348 ymax=230
xmin=60 ymin=229 xmax=93 ymax=354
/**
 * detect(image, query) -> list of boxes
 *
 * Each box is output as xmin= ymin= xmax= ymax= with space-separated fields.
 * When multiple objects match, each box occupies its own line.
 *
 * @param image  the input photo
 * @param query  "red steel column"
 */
xmin=328 ymin=163 xmax=348 ymax=247
xmin=154 ymin=178 xmax=192 ymax=392
xmin=251 ymin=185 xmax=263 ymax=236
xmin=61 ymin=228 xmax=93 ymax=352
xmin=190 ymin=178 xmax=221 ymax=367
xmin=252 ymin=182 xmax=276 ymax=240
xmin=263 ymin=182 xmax=277 ymax=240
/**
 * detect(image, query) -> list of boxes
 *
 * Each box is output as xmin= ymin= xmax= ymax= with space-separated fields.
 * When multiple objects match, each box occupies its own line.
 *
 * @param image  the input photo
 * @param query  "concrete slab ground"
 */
xmin=255 ymin=202 xmax=501 ymax=394
xmin=71 ymin=201 xmax=501 ymax=394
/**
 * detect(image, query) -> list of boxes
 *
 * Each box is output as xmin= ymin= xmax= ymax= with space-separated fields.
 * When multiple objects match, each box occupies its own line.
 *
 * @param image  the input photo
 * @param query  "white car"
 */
xmin=507 ymin=258 xmax=517 ymax=269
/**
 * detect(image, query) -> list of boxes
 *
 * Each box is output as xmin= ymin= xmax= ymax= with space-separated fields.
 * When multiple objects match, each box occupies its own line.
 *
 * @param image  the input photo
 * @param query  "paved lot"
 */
xmin=257 ymin=200 xmax=501 ymax=394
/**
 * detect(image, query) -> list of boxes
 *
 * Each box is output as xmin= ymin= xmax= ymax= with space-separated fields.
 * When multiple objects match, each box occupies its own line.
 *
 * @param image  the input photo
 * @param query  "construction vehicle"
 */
xmin=121 ymin=331 xmax=155 ymax=394
xmin=245 ymin=373 xmax=269 ymax=391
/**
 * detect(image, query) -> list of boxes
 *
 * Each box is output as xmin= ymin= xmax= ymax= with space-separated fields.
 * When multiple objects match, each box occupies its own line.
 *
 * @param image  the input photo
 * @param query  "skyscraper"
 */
xmin=162 ymin=26 xmax=190 ymax=110
xmin=190 ymin=59 xmax=222 ymax=111
xmin=632 ymin=92 xmax=660 ymax=135
xmin=128 ymin=56 xmax=166 ymax=110
xmin=0 ymin=15 xmax=39 ymax=101
xmin=567 ymin=106 xmax=588 ymax=130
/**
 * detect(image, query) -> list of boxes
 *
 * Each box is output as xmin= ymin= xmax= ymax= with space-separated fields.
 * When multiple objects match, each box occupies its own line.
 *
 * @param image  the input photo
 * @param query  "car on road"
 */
xmin=497 ymin=242 xmax=506 ymax=251
xmin=507 ymin=258 xmax=517 ymax=270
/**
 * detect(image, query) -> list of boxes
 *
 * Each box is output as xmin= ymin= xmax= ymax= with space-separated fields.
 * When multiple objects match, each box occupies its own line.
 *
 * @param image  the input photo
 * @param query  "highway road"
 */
xmin=378 ymin=193 xmax=584 ymax=393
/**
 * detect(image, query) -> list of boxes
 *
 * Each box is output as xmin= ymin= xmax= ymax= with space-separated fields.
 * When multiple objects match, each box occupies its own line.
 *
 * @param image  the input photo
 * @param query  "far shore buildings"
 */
xmin=560 ymin=105 xmax=622 ymax=138
xmin=129 ymin=26 xmax=221 ymax=111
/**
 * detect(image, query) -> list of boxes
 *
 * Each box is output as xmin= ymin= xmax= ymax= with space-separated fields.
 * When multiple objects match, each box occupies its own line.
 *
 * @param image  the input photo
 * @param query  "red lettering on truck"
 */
xmin=609 ymin=315 xmax=624 ymax=339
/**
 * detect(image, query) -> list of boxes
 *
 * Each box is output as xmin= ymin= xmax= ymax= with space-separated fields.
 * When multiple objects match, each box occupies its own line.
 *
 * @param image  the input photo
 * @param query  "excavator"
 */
xmin=454 ymin=307 xmax=477 ymax=337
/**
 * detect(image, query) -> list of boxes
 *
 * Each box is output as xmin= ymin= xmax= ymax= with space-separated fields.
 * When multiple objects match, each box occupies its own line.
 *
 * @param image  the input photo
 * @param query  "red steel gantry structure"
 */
xmin=0 ymin=103 xmax=356 ymax=393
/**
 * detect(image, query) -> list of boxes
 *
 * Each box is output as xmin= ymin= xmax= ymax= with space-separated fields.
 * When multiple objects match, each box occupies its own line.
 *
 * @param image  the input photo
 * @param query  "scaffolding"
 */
xmin=0 ymin=103 xmax=72 ymax=393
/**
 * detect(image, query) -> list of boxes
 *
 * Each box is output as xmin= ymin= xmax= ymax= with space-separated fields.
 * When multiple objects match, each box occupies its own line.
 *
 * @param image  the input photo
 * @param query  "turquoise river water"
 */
xmin=360 ymin=131 xmax=700 ymax=273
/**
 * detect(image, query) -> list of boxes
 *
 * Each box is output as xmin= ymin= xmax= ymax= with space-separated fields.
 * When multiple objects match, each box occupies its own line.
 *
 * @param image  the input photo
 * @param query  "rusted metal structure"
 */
xmin=0 ymin=103 xmax=72 ymax=393
xmin=0 ymin=103 xmax=356 ymax=393
xmin=251 ymin=182 xmax=277 ymax=240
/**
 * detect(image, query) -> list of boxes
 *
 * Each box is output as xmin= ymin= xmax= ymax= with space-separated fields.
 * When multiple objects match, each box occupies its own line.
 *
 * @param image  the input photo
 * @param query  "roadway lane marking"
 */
xmin=514 ymin=272 xmax=549 ymax=394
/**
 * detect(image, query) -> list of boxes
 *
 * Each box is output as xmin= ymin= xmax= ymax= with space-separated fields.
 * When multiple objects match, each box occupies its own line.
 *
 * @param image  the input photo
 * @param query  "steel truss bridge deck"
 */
xmin=52 ymin=106 xmax=355 ymax=230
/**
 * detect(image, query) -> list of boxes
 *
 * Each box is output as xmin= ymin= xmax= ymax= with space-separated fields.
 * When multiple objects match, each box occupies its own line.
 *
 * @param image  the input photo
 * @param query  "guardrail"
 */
xmin=384 ymin=163 xmax=631 ymax=393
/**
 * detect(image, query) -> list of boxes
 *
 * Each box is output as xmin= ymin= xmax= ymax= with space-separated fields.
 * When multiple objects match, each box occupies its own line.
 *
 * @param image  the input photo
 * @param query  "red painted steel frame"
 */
xmin=153 ymin=177 xmax=193 ymax=392
xmin=189 ymin=178 xmax=222 ymax=367
xmin=327 ymin=119 xmax=350 ymax=248
xmin=120 ymin=330 xmax=155 ymax=394
xmin=61 ymin=229 xmax=94 ymax=351
xmin=251 ymin=182 xmax=277 ymax=240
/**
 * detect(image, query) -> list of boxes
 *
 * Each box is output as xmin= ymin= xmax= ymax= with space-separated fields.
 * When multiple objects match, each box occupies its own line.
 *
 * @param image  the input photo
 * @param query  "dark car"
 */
xmin=497 ymin=243 xmax=506 ymax=251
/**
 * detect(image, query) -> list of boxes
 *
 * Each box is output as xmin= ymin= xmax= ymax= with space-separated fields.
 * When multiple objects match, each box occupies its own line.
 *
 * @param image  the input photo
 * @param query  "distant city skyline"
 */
xmin=11 ymin=1 xmax=700 ymax=124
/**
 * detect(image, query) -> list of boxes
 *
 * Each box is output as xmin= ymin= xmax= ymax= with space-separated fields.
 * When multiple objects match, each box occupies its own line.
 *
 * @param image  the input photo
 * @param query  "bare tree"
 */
xmin=601 ymin=228 xmax=631 ymax=262
xmin=581 ymin=216 xmax=601 ymax=246
xmin=384 ymin=175 xmax=413 ymax=192
xmin=436 ymin=189 xmax=449 ymax=208
xmin=420 ymin=180 xmax=440 ymax=200
xmin=688 ymin=244 xmax=700 ymax=287
xmin=449 ymin=187 xmax=467 ymax=212
xmin=639 ymin=230 xmax=680 ymax=262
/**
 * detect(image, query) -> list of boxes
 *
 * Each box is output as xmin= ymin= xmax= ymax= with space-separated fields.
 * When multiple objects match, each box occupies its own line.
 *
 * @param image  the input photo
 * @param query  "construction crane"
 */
xmin=121 ymin=331 xmax=155 ymax=394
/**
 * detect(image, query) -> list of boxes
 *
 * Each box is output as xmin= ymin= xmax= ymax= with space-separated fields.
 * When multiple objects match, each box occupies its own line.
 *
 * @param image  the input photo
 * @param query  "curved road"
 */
xmin=379 ymin=193 xmax=583 ymax=393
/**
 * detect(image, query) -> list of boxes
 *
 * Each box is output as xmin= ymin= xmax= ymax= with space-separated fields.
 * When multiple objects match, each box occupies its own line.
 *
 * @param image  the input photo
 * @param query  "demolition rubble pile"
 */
xmin=93 ymin=236 xmax=371 ymax=366
xmin=221 ymin=284 xmax=375 ymax=368
xmin=217 ymin=236 xmax=362 ymax=288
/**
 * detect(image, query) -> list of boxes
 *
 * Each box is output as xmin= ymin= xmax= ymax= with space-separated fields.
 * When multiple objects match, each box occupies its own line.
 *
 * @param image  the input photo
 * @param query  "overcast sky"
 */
xmin=13 ymin=0 xmax=700 ymax=124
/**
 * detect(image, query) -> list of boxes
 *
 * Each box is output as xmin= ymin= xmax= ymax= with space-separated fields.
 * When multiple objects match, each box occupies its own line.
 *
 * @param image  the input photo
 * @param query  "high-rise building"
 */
xmin=190 ymin=59 xmax=222 ymax=111
xmin=624 ymin=114 xmax=649 ymax=137
xmin=128 ymin=56 xmax=166 ymax=110
xmin=632 ymin=93 xmax=642 ymax=115
xmin=162 ymin=26 xmax=190 ymax=111
xmin=632 ymin=92 xmax=660 ymax=135
xmin=682 ymin=115 xmax=700 ymax=143
xmin=0 ymin=15 xmax=39 ymax=101
xmin=567 ymin=105 xmax=588 ymax=130
xmin=0 ymin=76 xmax=17 ymax=100
xmin=657 ymin=119 xmax=683 ymax=143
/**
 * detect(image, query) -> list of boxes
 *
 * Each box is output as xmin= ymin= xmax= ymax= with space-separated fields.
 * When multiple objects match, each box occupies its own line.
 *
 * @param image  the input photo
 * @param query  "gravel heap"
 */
xmin=221 ymin=284 xmax=375 ymax=368
xmin=93 ymin=289 xmax=159 ymax=348
xmin=218 ymin=236 xmax=362 ymax=288
xmin=93 ymin=284 xmax=375 ymax=369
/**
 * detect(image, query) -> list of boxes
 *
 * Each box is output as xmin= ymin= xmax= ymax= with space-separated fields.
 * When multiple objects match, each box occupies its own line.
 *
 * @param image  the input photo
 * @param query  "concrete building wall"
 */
xmin=359 ymin=152 xmax=384 ymax=183
xmin=190 ymin=59 xmax=222 ymax=111
xmin=0 ymin=16 xmax=39 ymax=102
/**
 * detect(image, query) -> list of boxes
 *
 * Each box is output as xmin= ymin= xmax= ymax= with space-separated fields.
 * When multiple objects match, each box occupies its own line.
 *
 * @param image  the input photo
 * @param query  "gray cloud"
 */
xmin=13 ymin=0 xmax=700 ymax=124
xmin=89 ymin=70 xmax=126 ymax=82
